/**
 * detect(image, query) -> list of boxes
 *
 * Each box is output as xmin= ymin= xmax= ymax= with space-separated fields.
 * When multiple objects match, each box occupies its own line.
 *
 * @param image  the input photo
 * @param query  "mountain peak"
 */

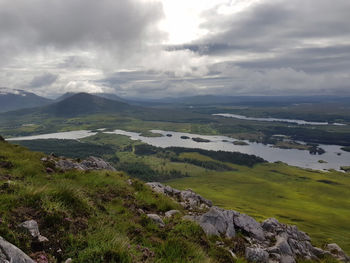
xmin=0 ymin=88 xmax=52 ymax=112
xmin=45 ymin=92 xmax=131 ymax=117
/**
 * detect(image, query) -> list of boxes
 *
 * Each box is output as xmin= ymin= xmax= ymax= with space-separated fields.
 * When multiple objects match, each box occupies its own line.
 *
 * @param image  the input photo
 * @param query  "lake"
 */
xmin=7 ymin=130 xmax=350 ymax=170
xmin=6 ymin=130 xmax=97 ymax=141
xmin=7 ymin=129 xmax=350 ymax=171
xmin=213 ymin=113 xmax=346 ymax=126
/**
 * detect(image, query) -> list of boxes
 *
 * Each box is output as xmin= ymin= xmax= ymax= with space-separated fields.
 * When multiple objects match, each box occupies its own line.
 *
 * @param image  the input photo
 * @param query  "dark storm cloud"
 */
xmin=28 ymin=73 xmax=58 ymax=88
xmin=0 ymin=0 xmax=164 ymax=61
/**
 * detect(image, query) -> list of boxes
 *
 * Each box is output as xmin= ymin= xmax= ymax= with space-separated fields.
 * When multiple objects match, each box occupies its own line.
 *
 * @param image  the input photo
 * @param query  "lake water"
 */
xmin=7 ymin=129 xmax=350 ymax=171
xmin=6 ymin=130 xmax=97 ymax=141
xmin=213 ymin=113 xmax=346 ymax=126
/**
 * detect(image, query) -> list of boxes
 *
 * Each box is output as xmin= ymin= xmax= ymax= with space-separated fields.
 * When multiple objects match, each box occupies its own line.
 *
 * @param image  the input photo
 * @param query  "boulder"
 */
xmin=245 ymin=247 xmax=269 ymax=263
xmin=146 ymin=214 xmax=165 ymax=227
xmin=233 ymin=213 xmax=265 ymax=241
xmin=198 ymin=207 xmax=235 ymax=238
xmin=0 ymin=135 xmax=4 ymax=141
xmin=0 ymin=236 xmax=35 ymax=263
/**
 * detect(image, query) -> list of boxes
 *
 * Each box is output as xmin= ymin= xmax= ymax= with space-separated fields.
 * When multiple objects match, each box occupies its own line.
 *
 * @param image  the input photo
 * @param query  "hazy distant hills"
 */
xmin=145 ymin=95 xmax=350 ymax=107
xmin=42 ymin=93 xmax=133 ymax=117
xmin=55 ymin=92 xmax=126 ymax=103
xmin=0 ymin=93 xmax=136 ymax=121
xmin=0 ymin=87 xmax=52 ymax=112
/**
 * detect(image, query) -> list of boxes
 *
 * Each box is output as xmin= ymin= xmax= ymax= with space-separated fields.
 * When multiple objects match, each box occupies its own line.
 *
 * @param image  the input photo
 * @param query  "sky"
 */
xmin=0 ymin=0 xmax=349 ymax=98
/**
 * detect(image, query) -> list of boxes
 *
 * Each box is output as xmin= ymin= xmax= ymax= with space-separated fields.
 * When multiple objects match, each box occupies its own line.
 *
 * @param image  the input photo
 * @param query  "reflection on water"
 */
xmin=7 ymin=129 xmax=350 ymax=171
xmin=213 ymin=113 xmax=346 ymax=126
xmin=6 ymin=130 xmax=97 ymax=141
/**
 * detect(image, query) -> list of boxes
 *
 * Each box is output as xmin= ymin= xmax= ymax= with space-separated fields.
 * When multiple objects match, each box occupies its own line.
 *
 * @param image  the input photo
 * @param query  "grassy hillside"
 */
xmin=0 ymin=139 xmax=240 ymax=263
xmin=4 ymin=132 xmax=350 ymax=258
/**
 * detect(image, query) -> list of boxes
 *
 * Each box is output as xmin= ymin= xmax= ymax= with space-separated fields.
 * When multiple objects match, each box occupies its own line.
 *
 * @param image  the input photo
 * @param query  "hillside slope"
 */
xmin=0 ymin=137 xmax=348 ymax=262
xmin=0 ymin=137 xmax=234 ymax=262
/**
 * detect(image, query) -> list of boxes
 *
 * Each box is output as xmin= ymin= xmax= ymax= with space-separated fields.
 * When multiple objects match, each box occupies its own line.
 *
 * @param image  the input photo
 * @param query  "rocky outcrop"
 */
xmin=147 ymin=182 xmax=350 ymax=263
xmin=0 ymin=236 xmax=35 ymax=263
xmin=197 ymin=207 xmax=236 ymax=238
xmin=42 ymin=155 xmax=116 ymax=172
xmin=234 ymin=213 xmax=265 ymax=241
xmin=146 ymin=182 xmax=212 ymax=210
xmin=0 ymin=135 xmax=4 ymax=142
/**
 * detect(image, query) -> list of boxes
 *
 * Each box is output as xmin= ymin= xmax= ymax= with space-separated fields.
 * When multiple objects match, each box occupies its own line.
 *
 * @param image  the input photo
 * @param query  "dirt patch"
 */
xmin=0 ymin=160 xmax=14 ymax=169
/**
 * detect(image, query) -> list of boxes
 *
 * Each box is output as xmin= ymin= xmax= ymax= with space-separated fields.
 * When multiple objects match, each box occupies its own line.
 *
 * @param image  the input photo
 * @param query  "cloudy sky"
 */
xmin=0 ymin=0 xmax=349 ymax=98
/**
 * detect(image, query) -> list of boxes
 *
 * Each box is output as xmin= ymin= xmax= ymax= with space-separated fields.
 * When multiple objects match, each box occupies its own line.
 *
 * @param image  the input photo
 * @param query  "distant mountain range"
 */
xmin=0 ymin=88 xmax=52 ymax=112
xmin=2 ymin=87 xmax=350 ymax=114
xmin=55 ymin=92 xmax=126 ymax=103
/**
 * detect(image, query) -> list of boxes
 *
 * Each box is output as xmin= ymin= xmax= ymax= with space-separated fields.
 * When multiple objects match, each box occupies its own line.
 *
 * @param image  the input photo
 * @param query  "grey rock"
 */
xmin=19 ymin=220 xmax=48 ymax=242
xmin=56 ymin=159 xmax=81 ymax=171
xmin=234 ymin=213 xmax=265 ymax=241
xmin=165 ymin=210 xmax=180 ymax=218
xmin=53 ymin=156 xmax=116 ymax=172
xmin=80 ymin=156 xmax=116 ymax=171
xmin=64 ymin=258 xmax=73 ymax=263
xmin=147 ymin=214 xmax=165 ymax=227
xmin=0 ymin=236 xmax=35 ymax=263
xmin=19 ymin=220 xmax=40 ymax=238
xmin=325 ymin=243 xmax=350 ymax=262
xmin=197 ymin=207 xmax=236 ymax=238
xmin=276 ymin=235 xmax=293 ymax=256
xmin=261 ymin=218 xmax=280 ymax=232
xmin=245 ymin=247 xmax=269 ymax=263
xmin=146 ymin=182 xmax=165 ymax=194
xmin=146 ymin=182 xmax=212 ymax=209
xmin=199 ymin=222 xmax=220 ymax=236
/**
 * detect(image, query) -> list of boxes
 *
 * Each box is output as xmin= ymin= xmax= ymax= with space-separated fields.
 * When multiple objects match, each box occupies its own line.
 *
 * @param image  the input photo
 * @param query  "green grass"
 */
xmin=168 ymin=162 xmax=350 ymax=253
xmin=0 ymin=141 xmax=231 ymax=262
